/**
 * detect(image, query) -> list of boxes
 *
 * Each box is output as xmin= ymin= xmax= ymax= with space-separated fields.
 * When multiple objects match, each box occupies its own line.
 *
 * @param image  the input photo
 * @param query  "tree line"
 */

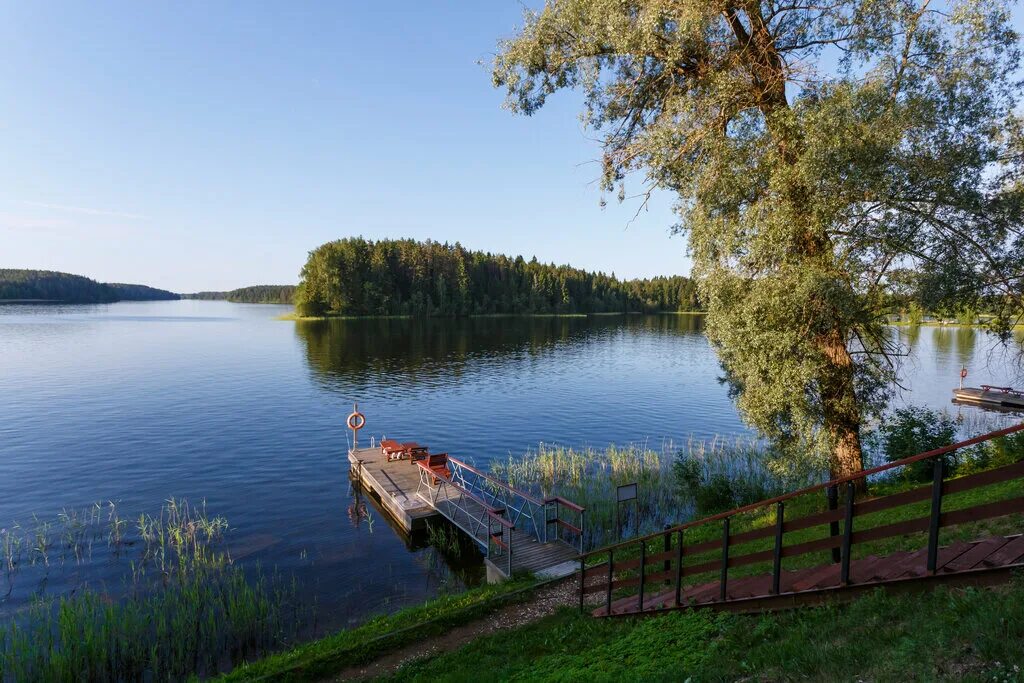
xmin=295 ymin=238 xmax=700 ymax=317
xmin=0 ymin=270 xmax=179 ymax=303
xmin=183 ymin=285 xmax=296 ymax=304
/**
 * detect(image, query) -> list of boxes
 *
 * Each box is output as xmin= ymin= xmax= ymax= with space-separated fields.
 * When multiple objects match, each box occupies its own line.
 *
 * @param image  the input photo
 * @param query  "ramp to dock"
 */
xmin=349 ymin=444 xmax=584 ymax=580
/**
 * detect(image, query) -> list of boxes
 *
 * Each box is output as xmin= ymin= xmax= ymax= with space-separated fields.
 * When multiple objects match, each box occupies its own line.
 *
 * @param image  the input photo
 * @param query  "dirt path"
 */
xmin=330 ymin=579 xmax=583 ymax=681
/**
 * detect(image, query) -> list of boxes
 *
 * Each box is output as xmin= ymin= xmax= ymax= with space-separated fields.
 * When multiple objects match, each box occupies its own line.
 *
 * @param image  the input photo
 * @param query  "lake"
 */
xmin=1 ymin=300 xmax=1019 ymax=629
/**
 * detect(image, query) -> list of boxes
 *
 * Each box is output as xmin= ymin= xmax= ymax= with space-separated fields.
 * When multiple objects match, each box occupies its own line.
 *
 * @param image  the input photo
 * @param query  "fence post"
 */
xmin=507 ymin=524 xmax=513 ymax=578
xmin=578 ymin=555 xmax=585 ymax=612
xmin=771 ymin=501 xmax=784 ymax=595
xmin=663 ymin=524 xmax=672 ymax=573
xmin=720 ymin=517 xmax=730 ymax=602
xmin=638 ymin=540 xmax=646 ymax=612
xmin=827 ymin=485 xmax=841 ymax=564
xmin=606 ymin=548 xmax=614 ymax=616
xmin=579 ymin=509 xmax=586 ymax=554
xmin=840 ymin=481 xmax=855 ymax=586
xmin=927 ymin=458 xmax=946 ymax=574
xmin=674 ymin=529 xmax=684 ymax=607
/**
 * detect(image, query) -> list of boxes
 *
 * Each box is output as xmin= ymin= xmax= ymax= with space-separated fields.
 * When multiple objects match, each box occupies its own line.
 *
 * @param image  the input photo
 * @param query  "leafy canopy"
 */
xmin=494 ymin=0 xmax=1024 ymax=471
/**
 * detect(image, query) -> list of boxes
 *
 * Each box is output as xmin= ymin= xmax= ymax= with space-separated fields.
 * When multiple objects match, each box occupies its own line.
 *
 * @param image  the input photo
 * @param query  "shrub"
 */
xmin=878 ymin=407 xmax=957 ymax=481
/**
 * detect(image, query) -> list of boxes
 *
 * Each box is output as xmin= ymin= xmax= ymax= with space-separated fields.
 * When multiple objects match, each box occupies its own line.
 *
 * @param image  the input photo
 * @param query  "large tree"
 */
xmin=493 ymin=0 xmax=1024 ymax=479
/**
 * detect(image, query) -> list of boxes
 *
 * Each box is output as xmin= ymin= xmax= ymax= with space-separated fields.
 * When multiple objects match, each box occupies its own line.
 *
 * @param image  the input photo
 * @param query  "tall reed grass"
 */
xmin=0 ymin=499 xmax=310 ymax=681
xmin=492 ymin=437 xmax=817 ymax=549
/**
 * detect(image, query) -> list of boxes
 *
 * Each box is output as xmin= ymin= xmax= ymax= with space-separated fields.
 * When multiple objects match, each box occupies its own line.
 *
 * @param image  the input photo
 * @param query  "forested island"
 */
xmin=295 ymin=238 xmax=701 ymax=317
xmin=0 ymin=269 xmax=179 ymax=303
xmin=183 ymin=285 xmax=296 ymax=304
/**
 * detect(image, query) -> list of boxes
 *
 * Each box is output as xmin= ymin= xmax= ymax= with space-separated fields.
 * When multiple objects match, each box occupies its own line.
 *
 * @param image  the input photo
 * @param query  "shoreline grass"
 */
xmin=384 ymin=576 xmax=1024 ymax=682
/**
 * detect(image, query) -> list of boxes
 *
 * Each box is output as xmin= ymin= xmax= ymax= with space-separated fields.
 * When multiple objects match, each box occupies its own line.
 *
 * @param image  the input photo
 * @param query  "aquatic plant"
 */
xmin=493 ymin=437 xmax=812 ymax=550
xmin=0 ymin=499 xmax=311 ymax=681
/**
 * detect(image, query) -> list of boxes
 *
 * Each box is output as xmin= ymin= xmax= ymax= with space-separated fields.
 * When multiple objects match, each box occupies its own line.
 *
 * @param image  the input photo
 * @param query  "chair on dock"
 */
xmin=424 ymin=453 xmax=450 ymax=485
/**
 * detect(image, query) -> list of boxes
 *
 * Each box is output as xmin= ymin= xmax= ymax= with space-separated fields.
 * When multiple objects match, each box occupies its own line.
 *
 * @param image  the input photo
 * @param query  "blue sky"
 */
xmin=0 ymin=2 xmax=682 ymax=292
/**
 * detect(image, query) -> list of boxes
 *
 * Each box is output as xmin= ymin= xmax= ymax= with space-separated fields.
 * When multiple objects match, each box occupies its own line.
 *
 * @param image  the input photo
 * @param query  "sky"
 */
xmin=0 ymin=2 xmax=684 ymax=293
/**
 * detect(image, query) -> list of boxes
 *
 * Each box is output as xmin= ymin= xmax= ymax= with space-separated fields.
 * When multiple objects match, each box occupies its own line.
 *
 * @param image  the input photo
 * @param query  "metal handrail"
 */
xmin=448 ymin=456 xmax=545 ymax=505
xmin=582 ymin=422 xmax=1024 ymax=560
xmin=447 ymin=457 xmax=548 ymax=543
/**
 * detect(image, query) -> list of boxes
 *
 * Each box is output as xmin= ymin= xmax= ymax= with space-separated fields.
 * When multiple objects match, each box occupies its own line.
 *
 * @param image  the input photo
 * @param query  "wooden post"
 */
xmin=840 ymin=481 xmax=855 ymax=586
xmin=827 ymin=485 xmax=841 ymax=564
xmin=638 ymin=540 xmax=646 ymax=612
xmin=719 ymin=517 xmax=730 ymax=602
xmin=771 ymin=501 xmax=784 ymax=595
xmin=927 ymin=458 xmax=946 ymax=574
xmin=606 ymin=549 xmax=614 ymax=616
xmin=674 ymin=529 xmax=684 ymax=607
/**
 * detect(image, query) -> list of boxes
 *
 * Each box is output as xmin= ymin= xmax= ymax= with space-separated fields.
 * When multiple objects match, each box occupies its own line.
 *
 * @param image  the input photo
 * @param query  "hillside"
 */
xmin=296 ymin=237 xmax=701 ymax=317
xmin=183 ymin=285 xmax=296 ymax=304
xmin=0 ymin=269 xmax=179 ymax=303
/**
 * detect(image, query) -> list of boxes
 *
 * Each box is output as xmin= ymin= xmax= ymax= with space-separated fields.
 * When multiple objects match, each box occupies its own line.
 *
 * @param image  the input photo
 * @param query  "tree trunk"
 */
xmin=818 ymin=327 xmax=866 ymax=486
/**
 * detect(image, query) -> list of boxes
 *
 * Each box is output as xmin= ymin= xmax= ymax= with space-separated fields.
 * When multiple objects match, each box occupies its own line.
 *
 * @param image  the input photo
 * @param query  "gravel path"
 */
xmin=329 ymin=578 xmax=584 ymax=681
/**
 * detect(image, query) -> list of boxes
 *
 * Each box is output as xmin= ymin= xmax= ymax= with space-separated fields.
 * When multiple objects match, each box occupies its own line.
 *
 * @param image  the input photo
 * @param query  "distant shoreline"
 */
xmin=277 ymin=310 xmax=707 ymax=322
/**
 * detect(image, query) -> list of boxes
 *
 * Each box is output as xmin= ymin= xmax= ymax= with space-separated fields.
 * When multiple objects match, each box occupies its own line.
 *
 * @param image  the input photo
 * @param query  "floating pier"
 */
xmin=953 ymin=385 xmax=1024 ymax=410
xmin=345 ymin=409 xmax=584 ymax=581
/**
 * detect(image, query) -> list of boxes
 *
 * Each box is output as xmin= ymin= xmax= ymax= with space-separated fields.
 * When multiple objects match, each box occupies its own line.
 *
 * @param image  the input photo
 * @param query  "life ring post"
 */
xmin=347 ymin=404 xmax=366 ymax=450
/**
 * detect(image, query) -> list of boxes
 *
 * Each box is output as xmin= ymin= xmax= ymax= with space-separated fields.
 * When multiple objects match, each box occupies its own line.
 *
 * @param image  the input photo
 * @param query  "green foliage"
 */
xmin=672 ymin=451 xmax=785 ymax=517
xmin=184 ymin=285 xmax=297 ymax=304
xmin=0 ymin=270 xmax=178 ymax=303
xmin=386 ymin=579 xmax=1024 ymax=682
xmin=879 ymin=407 xmax=958 ymax=481
xmin=218 ymin=578 xmax=535 ymax=682
xmin=295 ymin=237 xmax=700 ymax=317
xmin=0 ymin=499 xmax=304 ymax=681
xmin=492 ymin=0 xmax=1024 ymax=477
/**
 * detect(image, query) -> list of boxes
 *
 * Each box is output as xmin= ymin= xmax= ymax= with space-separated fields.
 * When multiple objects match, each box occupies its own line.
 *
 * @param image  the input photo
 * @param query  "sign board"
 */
xmin=616 ymin=482 xmax=638 ymax=503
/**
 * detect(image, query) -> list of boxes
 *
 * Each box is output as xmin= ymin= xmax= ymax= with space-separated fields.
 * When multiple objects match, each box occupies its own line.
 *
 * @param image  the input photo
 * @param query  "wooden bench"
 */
xmin=425 ymin=453 xmax=451 ymax=485
xmin=380 ymin=439 xmax=403 ymax=459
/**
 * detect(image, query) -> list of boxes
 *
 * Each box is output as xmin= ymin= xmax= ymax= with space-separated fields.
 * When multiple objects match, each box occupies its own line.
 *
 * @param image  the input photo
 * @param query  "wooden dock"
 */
xmin=348 ymin=440 xmax=583 ymax=581
xmin=349 ymin=445 xmax=438 ymax=531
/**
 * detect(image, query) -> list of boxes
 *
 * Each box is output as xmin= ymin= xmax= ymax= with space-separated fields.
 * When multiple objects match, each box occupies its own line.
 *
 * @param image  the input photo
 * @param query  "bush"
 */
xmin=878 ymin=407 xmax=957 ymax=481
xmin=295 ymin=299 xmax=327 ymax=317
xmin=672 ymin=451 xmax=779 ymax=517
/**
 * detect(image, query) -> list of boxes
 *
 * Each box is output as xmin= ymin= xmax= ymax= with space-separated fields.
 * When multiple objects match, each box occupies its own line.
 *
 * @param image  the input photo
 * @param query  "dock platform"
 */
xmin=348 ymin=440 xmax=584 ymax=581
xmin=349 ymin=445 xmax=438 ymax=531
xmin=953 ymin=386 xmax=1024 ymax=410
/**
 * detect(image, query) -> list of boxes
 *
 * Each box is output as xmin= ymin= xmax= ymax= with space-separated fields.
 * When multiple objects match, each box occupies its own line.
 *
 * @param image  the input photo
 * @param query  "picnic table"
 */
xmin=380 ymin=439 xmax=429 ymax=462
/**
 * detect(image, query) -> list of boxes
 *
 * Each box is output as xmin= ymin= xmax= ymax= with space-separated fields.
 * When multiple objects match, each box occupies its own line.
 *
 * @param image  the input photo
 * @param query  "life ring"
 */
xmin=347 ymin=410 xmax=366 ymax=431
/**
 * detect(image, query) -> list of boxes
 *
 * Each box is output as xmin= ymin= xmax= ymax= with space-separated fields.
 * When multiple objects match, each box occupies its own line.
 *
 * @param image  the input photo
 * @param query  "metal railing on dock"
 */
xmin=414 ymin=455 xmax=585 ymax=576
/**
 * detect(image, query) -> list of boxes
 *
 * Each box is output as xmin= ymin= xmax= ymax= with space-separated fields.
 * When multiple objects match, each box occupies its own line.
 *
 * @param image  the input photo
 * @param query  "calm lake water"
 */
xmin=1 ymin=300 xmax=1020 ymax=627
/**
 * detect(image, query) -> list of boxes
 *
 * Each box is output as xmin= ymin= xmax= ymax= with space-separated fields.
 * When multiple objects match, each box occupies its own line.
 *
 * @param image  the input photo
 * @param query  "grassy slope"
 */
xmin=386 ymin=577 xmax=1024 ymax=682
xmin=219 ymin=579 xmax=535 ymax=682
xmin=222 ymin=463 xmax=1023 ymax=682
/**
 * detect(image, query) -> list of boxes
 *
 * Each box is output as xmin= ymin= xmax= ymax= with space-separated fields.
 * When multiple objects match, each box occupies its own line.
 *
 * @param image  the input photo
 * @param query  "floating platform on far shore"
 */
xmin=953 ymin=386 xmax=1024 ymax=410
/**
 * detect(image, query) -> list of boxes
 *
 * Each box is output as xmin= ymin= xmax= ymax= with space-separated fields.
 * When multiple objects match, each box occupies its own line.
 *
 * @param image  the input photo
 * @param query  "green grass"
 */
xmin=218 ymin=577 xmax=538 ymax=682
xmin=385 ymin=576 xmax=1024 ymax=682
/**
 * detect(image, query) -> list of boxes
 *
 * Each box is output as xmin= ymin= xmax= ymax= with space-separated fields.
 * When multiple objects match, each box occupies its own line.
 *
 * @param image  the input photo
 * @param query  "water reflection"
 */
xmin=294 ymin=314 xmax=706 ymax=390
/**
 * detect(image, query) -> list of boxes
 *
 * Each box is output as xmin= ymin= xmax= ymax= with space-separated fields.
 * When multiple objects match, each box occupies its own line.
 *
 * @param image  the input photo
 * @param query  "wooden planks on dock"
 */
xmin=348 ymin=445 xmax=438 ymax=531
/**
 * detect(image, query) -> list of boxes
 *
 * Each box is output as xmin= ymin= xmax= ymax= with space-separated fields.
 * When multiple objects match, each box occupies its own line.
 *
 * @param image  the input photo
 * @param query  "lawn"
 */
xmin=385 ymin=575 xmax=1024 ymax=682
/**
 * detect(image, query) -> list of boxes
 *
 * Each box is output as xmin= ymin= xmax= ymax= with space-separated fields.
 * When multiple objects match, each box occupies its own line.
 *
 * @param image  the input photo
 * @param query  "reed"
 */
xmin=492 ymin=436 xmax=809 ymax=549
xmin=0 ymin=499 xmax=309 ymax=681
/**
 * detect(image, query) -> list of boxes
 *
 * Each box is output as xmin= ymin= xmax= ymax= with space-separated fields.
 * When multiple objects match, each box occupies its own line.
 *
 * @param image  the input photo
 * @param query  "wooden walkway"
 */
xmin=580 ymin=424 xmax=1024 ymax=618
xmin=349 ymin=442 xmax=582 ymax=580
xmin=595 ymin=533 xmax=1024 ymax=616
